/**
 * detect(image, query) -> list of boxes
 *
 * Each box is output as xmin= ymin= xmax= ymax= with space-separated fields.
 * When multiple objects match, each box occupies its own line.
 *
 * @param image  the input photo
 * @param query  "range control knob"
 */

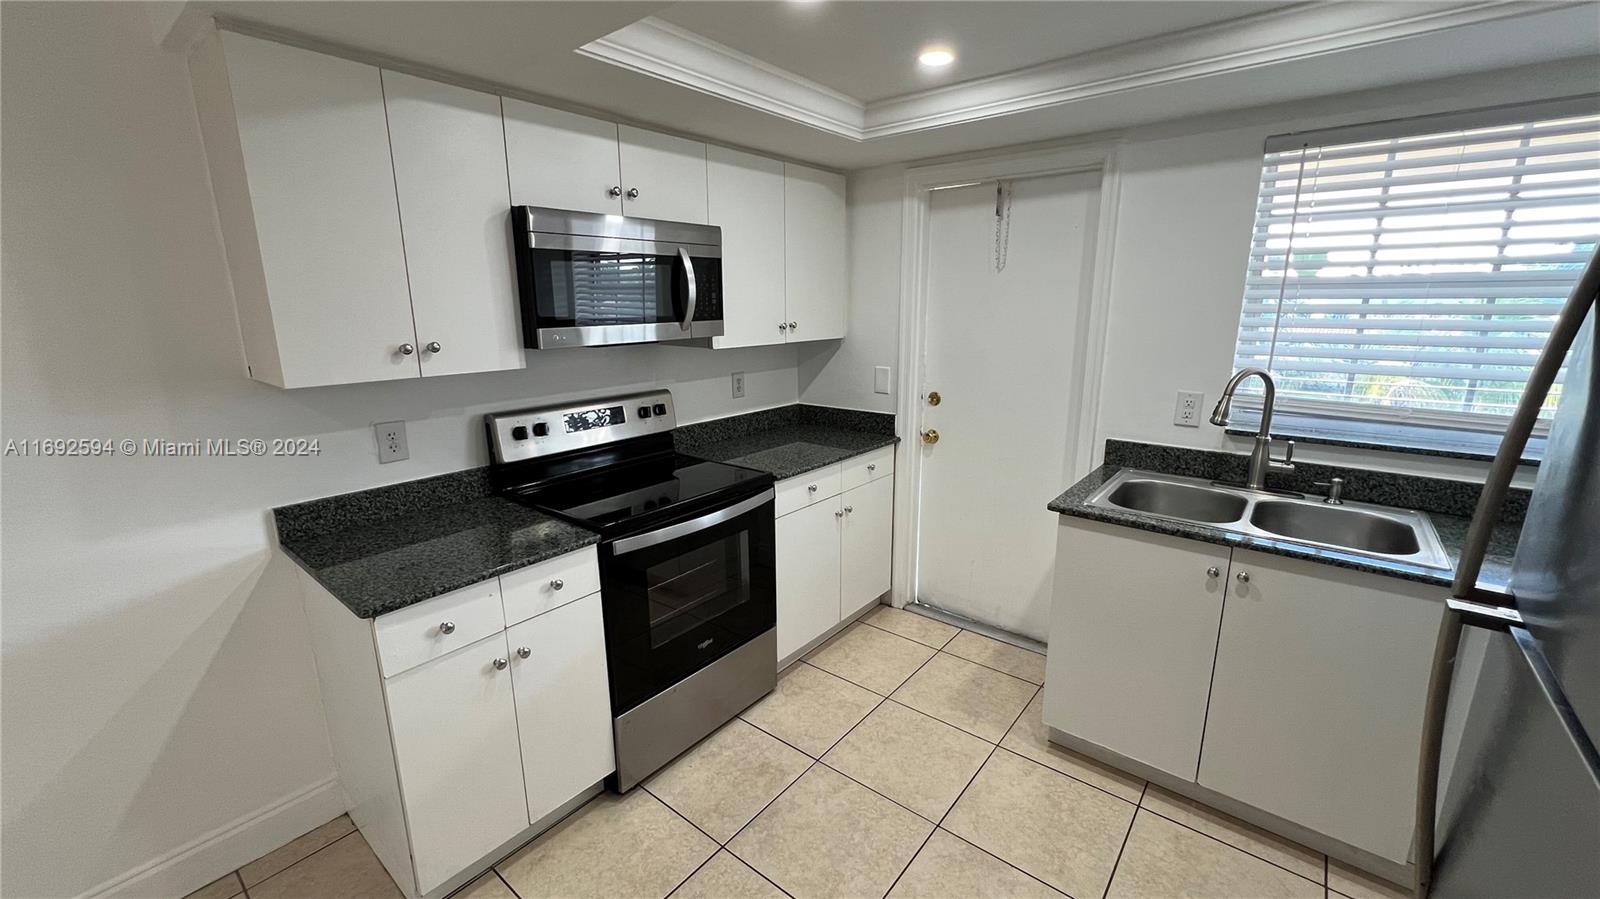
xmin=531 ymin=422 xmax=549 ymax=438
xmin=638 ymin=406 xmax=652 ymax=419
xmin=510 ymin=426 xmax=529 ymax=441
xmin=652 ymin=403 xmax=668 ymax=416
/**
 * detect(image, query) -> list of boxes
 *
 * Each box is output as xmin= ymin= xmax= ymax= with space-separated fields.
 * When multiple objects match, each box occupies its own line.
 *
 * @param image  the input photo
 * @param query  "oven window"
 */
xmin=601 ymin=501 xmax=776 ymax=714
xmin=532 ymin=250 xmax=681 ymax=328
xmin=646 ymin=534 xmax=750 ymax=648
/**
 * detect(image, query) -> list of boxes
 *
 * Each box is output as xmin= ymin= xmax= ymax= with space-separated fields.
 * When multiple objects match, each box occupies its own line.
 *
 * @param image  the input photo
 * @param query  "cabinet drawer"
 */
xmin=500 ymin=547 xmax=601 ymax=626
xmin=840 ymin=446 xmax=894 ymax=492
xmin=775 ymin=464 xmax=842 ymax=517
xmin=375 ymin=580 xmax=506 ymax=678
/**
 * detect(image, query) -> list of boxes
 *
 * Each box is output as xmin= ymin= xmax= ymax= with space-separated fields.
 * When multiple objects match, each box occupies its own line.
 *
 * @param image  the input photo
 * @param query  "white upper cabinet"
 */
xmin=708 ymin=146 xmax=786 ymax=349
xmin=191 ymin=31 xmax=417 ymax=388
xmin=502 ymin=99 xmax=623 ymax=215
xmin=618 ymin=125 xmax=709 ymax=223
xmin=382 ymin=72 xmax=525 ymax=378
xmin=783 ymin=163 xmax=848 ymax=342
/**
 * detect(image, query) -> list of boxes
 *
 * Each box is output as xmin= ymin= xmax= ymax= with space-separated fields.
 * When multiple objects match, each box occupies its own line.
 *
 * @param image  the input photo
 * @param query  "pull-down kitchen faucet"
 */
xmin=1210 ymin=367 xmax=1295 ymax=490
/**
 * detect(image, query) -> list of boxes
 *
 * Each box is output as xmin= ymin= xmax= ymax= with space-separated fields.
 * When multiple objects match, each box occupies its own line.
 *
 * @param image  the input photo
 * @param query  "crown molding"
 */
xmin=577 ymin=17 xmax=864 ymax=139
xmin=578 ymin=2 xmax=1583 ymax=143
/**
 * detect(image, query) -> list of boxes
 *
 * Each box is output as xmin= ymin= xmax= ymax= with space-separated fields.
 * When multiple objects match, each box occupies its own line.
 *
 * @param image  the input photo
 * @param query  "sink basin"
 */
xmin=1081 ymin=469 xmax=1452 ymax=569
xmin=1105 ymin=479 xmax=1247 ymax=523
xmin=1250 ymin=501 xmax=1422 ymax=556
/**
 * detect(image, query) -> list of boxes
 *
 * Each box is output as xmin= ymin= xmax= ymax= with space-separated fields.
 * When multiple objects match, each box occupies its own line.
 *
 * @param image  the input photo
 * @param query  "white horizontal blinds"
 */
xmin=1238 ymin=104 xmax=1600 ymax=429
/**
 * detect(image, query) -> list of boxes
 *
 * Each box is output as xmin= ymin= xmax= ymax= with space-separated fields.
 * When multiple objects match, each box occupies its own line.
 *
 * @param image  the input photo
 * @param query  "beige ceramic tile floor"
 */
xmin=188 ymin=615 xmax=1410 ymax=899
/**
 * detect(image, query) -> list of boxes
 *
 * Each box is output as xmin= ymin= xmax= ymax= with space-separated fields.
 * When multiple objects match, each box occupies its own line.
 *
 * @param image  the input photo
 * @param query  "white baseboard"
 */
xmin=78 ymin=776 xmax=348 ymax=899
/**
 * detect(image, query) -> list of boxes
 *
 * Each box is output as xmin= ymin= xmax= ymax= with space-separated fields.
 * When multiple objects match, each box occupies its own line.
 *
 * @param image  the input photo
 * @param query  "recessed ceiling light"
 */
xmin=918 ymin=48 xmax=955 ymax=68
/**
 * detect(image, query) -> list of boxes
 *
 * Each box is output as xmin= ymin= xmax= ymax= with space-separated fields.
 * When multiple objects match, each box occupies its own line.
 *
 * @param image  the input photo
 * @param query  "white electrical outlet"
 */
xmin=375 ymin=420 xmax=409 ymax=463
xmin=874 ymin=365 xmax=891 ymax=395
xmin=731 ymin=371 xmax=746 ymax=399
xmin=1173 ymin=391 xmax=1205 ymax=427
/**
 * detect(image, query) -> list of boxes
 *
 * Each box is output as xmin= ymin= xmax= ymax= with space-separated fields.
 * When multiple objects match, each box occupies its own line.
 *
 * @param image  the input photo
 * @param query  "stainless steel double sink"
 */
xmin=1084 ymin=469 xmax=1452 ymax=570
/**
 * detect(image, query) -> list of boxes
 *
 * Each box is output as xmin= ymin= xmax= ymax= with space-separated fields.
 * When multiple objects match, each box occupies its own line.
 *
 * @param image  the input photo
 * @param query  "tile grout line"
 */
xmin=1133 ymin=802 xmax=1329 ymax=889
xmin=1100 ymin=782 xmax=1148 ymax=899
xmin=859 ymin=619 xmax=1044 ymax=686
xmin=242 ymin=828 xmax=360 ymax=895
xmin=935 ymin=827 xmax=1077 ymax=898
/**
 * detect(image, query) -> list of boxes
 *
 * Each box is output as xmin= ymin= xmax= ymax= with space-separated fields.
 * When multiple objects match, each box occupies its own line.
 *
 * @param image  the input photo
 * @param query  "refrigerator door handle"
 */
xmin=1414 ymin=246 xmax=1600 ymax=899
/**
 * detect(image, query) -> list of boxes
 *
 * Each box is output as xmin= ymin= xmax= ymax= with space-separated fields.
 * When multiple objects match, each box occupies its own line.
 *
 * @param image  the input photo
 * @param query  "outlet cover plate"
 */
xmin=375 ymin=420 xmax=409 ymax=463
xmin=731 ymin=371 xmax=745 ymax=399
xmin=1174 ymin=391 xmax=1204 ymax=427
xmin=874 ymin=366 xmax=891 ymax=395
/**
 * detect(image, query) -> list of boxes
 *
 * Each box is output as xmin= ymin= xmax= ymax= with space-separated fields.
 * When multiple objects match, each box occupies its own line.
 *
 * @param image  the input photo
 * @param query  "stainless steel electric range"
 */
xmin=486 ymin=390 xmax=776 ymax=791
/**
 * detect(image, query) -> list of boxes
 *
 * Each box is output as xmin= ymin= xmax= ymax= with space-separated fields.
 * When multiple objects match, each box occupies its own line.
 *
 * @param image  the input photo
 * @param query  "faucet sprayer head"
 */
xmin=1209 ymin=395 xmax=1232 ymax=427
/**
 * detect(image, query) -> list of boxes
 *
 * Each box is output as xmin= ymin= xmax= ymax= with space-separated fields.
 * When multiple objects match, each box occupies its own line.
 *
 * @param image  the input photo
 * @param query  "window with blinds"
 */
xmin=1234 ymin=100 xmax=1600 ymax=440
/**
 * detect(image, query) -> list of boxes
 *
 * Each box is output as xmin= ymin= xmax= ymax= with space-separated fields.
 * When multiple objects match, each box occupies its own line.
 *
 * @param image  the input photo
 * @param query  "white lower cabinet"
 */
xmin=774 ymin=449 xmax=895 ymax=661
xmin=777 ymin=496 xmax=845 ymax=661
xmin=1197 ymin=550 xmax=1443 ymax=864
xmin=385 ymin=632 xmax=528 ymax=895
xmin=508 ymin=594 xmax=615 ymax=824
xmin=1045 ymin=520 xmax=1228 ymax=781
xmin=839 ymin=475 xmax=894 ymax=618
xmin=298 ymin=546 xmax=613 ymax=898
xmin=1044 ymin=520 xmax=1446 ymax=868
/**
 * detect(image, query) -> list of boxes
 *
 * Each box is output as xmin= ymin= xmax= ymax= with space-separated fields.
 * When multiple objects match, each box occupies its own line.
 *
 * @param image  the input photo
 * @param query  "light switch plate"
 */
xmin=1173 ymin=390 xmax=1204 ymax=427
xmin=731 ymin=371 xmax=746 ymax=399
xmin=375 ymin=420 xmax=409 ymax=463
xmin=874 ymin=366 xmax=891 ymax=395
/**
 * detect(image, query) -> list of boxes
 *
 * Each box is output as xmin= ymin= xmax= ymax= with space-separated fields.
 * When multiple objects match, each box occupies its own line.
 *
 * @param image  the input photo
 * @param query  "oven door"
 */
xmin=517 ymin=237 xmax=724 ymax=348
xmin=600 ymin=488 xmax=775 ymax=715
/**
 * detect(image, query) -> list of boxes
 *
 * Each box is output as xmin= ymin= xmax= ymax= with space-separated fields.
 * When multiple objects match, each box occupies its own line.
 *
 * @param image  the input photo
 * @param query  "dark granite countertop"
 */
xmin=676 ymin=404 xmax=898 ymax=479
xmin=277 ymin=495 xmax=598 ymax=618
xmin=1049 ymin=463 xmax=1520 ymax=593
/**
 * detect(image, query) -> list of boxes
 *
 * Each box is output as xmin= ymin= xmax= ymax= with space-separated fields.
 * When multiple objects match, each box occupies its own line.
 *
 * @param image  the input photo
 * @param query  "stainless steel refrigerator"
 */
xmin=1416 ymin=255 xmax=1600 ymax=898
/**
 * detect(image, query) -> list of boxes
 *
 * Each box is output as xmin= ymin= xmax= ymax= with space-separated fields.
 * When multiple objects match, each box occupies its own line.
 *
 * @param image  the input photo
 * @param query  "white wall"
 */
xmin=0 ymin=5 xmax=799 ymax=897
xmin=806 ymin=56 xmax=1598 ymax=483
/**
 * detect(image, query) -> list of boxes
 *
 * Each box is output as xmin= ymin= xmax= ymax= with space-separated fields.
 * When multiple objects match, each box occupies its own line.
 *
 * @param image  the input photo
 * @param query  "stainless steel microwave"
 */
xmin=511 ymin=206 xmax=724 ymax=349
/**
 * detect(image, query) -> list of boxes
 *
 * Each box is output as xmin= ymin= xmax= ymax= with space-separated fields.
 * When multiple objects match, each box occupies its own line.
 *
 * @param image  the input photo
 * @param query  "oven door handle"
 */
xmin=611 ymin=488 xmax=773 ymax=555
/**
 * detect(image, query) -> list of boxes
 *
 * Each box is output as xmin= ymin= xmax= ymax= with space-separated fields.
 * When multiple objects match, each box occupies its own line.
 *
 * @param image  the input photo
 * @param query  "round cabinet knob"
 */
xmin=779 ymin=322 xmax=788 ymax=331
xmin=808 ymin=484 xmax=818 ymax=493
xmin=626 ymin=187 xmax=640 ymax=199
xmin=516 ymin=646 xmax=531 ymax=660
xmin=788 ymin=321 xmax=798 ymax=330
xmin=425 ymin=341 xmax=442 ymax=354
xmin=550 ymin=578 xmax=564 ymax=591
xmin=1206 ymin=567 xmax=1221 ymax=578
xmin=609 ymin=185 xmax=623 ymax=197
xmin=1236 ymin=571 xmax=1251 ymax=583
xmin=438 ymin=621 xmax=456 ymax=635
xmin=927 ymin=391 xmax=942 ymax=406
xmin=921 ymin=429 xmax=940 ymax=445
xmin=844 ymin=506 xmax=854 ymax=514
xmin=835 ymin=509 xmax=843 ymax=518
xmin=492 ymin=657 xmax=508 ymax=671
xmin=398 ymin=343 xmax=415 ymax=356
xmin=867 ymin=464 xmax=876 ymax=472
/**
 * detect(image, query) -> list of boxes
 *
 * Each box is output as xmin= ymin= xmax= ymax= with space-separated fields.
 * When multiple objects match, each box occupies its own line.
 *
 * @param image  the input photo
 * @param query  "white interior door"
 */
xmin=916 ymin=172 xmax=1099 ymax=640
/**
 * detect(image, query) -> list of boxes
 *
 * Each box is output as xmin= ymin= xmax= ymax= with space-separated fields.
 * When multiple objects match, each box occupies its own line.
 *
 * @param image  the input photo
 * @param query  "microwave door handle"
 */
xmin=611 ymin=488 xmax=772 ymax=555
xmin=678 ymin=247 xmax=697 ymax=331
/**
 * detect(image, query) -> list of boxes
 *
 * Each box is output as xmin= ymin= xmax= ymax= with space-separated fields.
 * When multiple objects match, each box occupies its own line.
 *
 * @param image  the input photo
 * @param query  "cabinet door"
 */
xmin=217 ymin=32 xmax=418 ymax=387
xmin=1198 ymin=550 xmax=1443 ymax=863
xmin=618 ymin=126 xmax=708 ymax=223
xmin=840 ymin=476 xmax=893 ymax=620
xmin=507 ymin=594 xmax=616 ymax=824
xmin=502 ymin=99 xmax=622 ymax=215
xmin=1043 ymin=520 xmax=1229 ymax=780
xmin=385 ymin=632 xmax=528 ymax=895
xmin=708 ymin=146 xmax=787 ymax=348
xmin=783 ymin=163 xmax=848 ymax=341
xmin=776 ymin=497 xmax=843 ymax=661
xmin=382 ymin=72 xmax=525 ymax=378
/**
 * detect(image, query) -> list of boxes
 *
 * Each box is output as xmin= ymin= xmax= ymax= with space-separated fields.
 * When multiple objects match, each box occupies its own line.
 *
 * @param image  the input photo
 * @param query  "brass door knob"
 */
xmin=921 ymin=429 xmax=940 ymax=445
xmin=927 ymin=391 xmax=942 ymax=406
